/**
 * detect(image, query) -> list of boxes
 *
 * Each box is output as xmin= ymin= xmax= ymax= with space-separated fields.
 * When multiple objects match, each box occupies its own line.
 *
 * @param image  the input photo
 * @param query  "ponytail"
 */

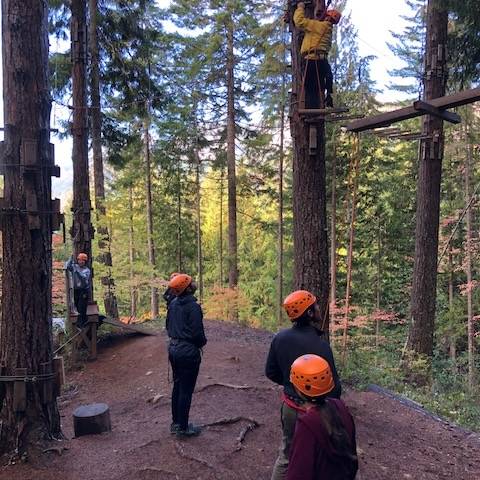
xmin=315 ymin=400 xmax=358 ymax=479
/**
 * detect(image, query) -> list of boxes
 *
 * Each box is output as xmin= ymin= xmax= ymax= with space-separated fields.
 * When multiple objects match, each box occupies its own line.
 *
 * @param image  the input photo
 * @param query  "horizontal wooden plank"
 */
xmin=347 ymin=87 xmax=480 ymax=132
xmin=413 ymin=100 xmax=461 ymax=124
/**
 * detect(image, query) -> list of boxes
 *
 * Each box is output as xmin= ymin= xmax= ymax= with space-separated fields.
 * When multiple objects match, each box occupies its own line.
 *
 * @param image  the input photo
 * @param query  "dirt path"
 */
xmin=2 ymin=320 xmax=479 ymax=480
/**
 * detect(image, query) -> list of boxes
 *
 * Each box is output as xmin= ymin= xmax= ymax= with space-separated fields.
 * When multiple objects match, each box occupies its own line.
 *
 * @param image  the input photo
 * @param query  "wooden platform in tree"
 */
xmin=346 ymin=87 xmax=480 ymax=133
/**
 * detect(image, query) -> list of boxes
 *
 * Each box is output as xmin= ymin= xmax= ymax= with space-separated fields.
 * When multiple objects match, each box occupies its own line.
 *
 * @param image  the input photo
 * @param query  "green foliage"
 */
xmin=338 ymin=326 xmax=480 ymax=431
xmin=444 ymin=0 xmax=480 ymax=84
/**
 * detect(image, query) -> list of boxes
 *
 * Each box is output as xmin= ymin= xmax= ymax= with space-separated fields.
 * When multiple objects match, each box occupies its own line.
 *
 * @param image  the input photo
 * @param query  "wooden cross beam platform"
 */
xmin=346 ymin=87 xmax=480 ymax=133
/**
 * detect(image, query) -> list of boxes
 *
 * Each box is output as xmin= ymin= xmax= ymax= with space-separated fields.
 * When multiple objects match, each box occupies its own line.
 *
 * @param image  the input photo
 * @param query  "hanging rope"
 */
xmin=342 ymin=133 xmax=361 ymax=364
xmin=298 ymin=57 xmax=326 ymax=110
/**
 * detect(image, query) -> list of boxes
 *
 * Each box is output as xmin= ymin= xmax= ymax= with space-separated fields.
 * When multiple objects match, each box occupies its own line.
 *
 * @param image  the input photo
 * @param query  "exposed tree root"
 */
xmin=198 ymin=416 xmax=260 ymax=452
xmin=130 ymin=438 xmax=160 ymax=452
xmin=199 ymin=416 xmax=259 ymax=428
xmin=195 ymin=382 xmax=276 ymax=394
xmin=174 ymin=441 xmax=214 ymax=469
xmin=195 ymin=382 xmax=252 ymax=393
xmin=139 ymin=466 xmax=179 ymax=478
xmin=235 ymin=420 xmax=259 ymax=451
xmin=42 ymin=446 xmax=69 ymax=455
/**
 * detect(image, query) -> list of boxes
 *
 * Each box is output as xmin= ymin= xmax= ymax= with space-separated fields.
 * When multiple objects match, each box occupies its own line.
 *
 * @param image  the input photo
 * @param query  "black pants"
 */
xmin=169 ymin=352 xmax=200 ymax=430
xmin=74 ymin=289 xmax=89 ymax=328
xmin=304 ymin=59 xmax=333 ymax=109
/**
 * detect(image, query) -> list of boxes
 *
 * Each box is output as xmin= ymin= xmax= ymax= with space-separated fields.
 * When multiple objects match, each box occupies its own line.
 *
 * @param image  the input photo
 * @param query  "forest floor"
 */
xmin=2 ymin=320 xmax=480 ymax=480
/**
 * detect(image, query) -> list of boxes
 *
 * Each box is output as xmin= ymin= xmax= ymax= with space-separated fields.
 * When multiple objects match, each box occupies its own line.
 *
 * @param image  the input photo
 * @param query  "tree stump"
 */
xmin=73 ymin=403 xmax=111 ymax=437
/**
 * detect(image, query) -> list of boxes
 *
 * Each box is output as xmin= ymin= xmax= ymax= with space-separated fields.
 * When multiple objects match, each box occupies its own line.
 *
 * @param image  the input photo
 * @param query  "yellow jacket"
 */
xmin=293 ymin=6 xmax=332 ymax=59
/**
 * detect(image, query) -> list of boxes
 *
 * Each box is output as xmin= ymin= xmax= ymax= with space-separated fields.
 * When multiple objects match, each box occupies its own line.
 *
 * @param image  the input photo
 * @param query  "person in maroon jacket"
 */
xmin=287 ymin=354 xmax=358 ymax=480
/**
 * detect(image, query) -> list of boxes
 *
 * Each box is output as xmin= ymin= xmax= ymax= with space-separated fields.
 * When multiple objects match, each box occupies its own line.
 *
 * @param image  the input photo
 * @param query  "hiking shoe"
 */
xmin=325 ymin=95 xmax=334 ymax=108
xmin=171 ymin=422 xmax=194 ymax=434
xmin=176 ymin=424 xmax=202 ymax=438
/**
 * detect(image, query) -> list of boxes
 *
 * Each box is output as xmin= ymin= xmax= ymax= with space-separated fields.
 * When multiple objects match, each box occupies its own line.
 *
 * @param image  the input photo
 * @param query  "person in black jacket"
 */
xmin=65 ymin=253 xmax=91 ymax=328
xmin=166 ymin=273 xmax=207 ymax=437
xmin=265 ymin=290 xmax=342 ymax=480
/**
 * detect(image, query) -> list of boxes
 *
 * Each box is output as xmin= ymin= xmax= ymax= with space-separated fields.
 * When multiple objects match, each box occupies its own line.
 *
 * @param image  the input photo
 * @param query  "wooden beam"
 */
xmin=299 ymin=107 xmax=349 ymax=116
xmin=346 ymin=87 xmax=480 ymax=132
xmin=372 ymin=127 xmax=403 ymax=137
xmin=326 ymin=114 xmax=365 ymax=123
xmin=389 ymin=133 xmax=430 ymax=141
xmin=413 ymin=100 xmax=461 ymax=124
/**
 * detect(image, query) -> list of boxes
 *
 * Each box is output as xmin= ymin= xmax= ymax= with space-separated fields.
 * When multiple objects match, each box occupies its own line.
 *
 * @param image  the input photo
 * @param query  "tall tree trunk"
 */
xmin=289 ymin=0 xmax=329 ymax=333
xmin=226 ymin=17 xmax=238 ymax=293
xmin=330 ymin=131 xmax=337 ymax=310
xmin=448 ymin=152 xmax=456 ymax=365
xmin=342 ymin=135 xmax=360 ymax=361
xmin=176 ymin=163 xmax=183 ymax=271
xmin=376 ymin=220 xmax=382 ymax=350
xmin=277 ymin=34 xmax=287 ymax=325
xmin=88 ymin=0 xmax=118 ymax=319
xmin=448 ymin=245 xmax=456 ymax=364
xmin=129 ymin=186 xmax=137 ymax=318
xmin=71 ymin=0 xmax=93 ymax=273
xmin=0 ymin=0 xmax=61 ymax=453
xmin=194 ymin=126 xmax=204 ymax=303
xmin=406 ymin=0 xmax=447 ymax=358
xmin=219 ymin=168 xmax=224 ymax=285
xmin=465 ymin=127 xmax=475 ymax=388
xmin=144 ymin=120 xmax=158 ymax=319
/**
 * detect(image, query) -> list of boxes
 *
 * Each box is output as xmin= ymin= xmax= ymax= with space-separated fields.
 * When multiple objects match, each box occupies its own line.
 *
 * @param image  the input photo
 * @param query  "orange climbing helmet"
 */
xmin=168 ymin=273 xmax=192 ymax=295
xmin=283 ymin=290 xmax=316 ymax=320
xmin=170 ymin=272 xmax=181 ymax=280
xmin=77 ymin=253 xmax=88 ymax=262
xmin=325 ymin=9 xmax=341 ymax=24
xmin=290 ymin=354 xmax=335 ymax=398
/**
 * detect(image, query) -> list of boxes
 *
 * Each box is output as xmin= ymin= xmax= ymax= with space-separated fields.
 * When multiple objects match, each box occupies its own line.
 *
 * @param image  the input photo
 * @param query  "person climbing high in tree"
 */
xmin=287 ymin=354 xmax=358 ymax=480
xmin=65 ymin=253 xmax=92 ymax=329
xmin=265 ymin=290 xmax=342 ymax=480
xmin=293 ymin=2 xmax=341 ymax=109
xmin=166 ymin=273 xmax=207 ymax=437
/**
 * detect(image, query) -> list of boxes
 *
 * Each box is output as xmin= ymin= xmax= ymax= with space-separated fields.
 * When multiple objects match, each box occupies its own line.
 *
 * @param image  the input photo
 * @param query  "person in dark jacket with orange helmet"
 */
xmin=287 ymin=354 xmax=358 ymax=480
xmin=265 ymin=290 xmax=342 ymax=480
xmin=166 ymin=273 xmax=207 ymax=437
xmin=65 ymin=252 xmax=91 ymax=328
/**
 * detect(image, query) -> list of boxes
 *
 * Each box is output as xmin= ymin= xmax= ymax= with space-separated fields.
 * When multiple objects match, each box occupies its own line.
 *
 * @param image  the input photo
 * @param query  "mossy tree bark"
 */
xmin=0 ymin=0 xmax=61 ymax=455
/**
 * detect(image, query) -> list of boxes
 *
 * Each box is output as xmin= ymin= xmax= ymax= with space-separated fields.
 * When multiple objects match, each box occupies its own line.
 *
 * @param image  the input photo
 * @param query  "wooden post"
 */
xmin=87 ymin=302 xmax=99 ymax=360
